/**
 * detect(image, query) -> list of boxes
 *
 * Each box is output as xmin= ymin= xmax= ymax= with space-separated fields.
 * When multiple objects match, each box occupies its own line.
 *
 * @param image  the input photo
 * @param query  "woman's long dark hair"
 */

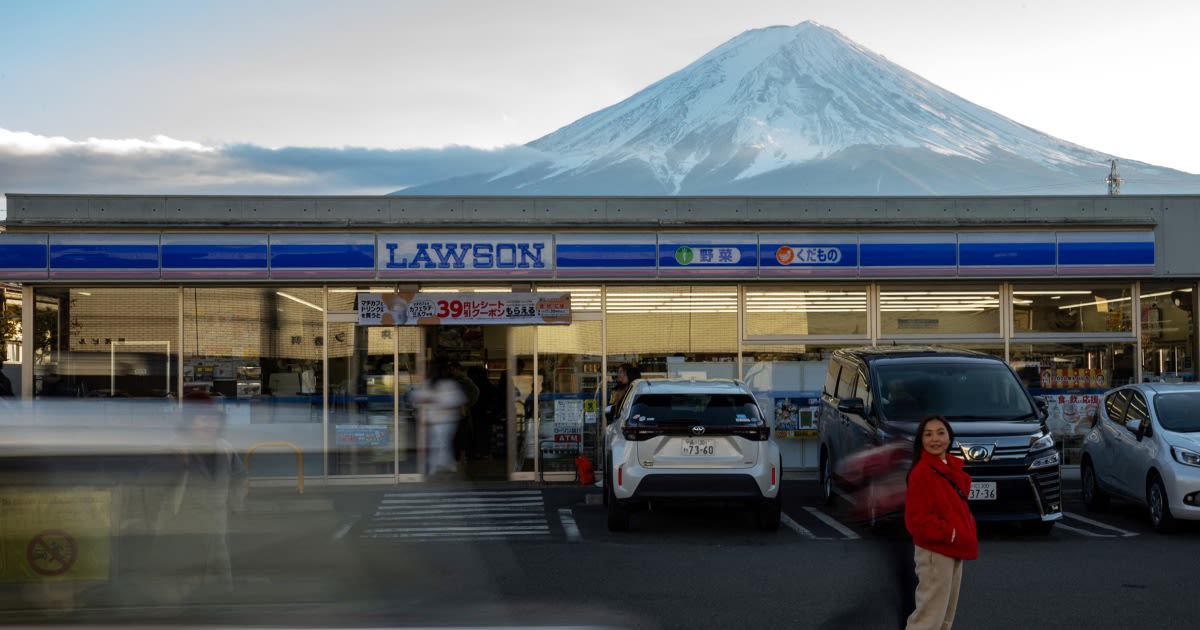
xmin=908 ymin=414 xmax=954 ymax=481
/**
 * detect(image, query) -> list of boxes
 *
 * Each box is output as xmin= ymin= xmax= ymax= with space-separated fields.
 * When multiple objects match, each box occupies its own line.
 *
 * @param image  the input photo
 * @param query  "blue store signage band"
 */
xmin=0 ymin=230 xmax=1155 ymax=281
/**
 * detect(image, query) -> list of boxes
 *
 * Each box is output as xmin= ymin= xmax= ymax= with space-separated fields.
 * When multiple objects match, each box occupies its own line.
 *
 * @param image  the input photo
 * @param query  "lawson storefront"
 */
xmin=1 ymin=193 xmax=1197 ymax=483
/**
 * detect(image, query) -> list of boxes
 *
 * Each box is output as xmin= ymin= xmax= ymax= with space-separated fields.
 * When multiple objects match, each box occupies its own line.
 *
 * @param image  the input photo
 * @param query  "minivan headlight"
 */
xmin=1029 ymin=451 xmax=1060 ymax=469
xmin=1030 ymin=433 xmax=1054 ymax=452
xmin=1171 ymin=446 xmax=1200 ymax=468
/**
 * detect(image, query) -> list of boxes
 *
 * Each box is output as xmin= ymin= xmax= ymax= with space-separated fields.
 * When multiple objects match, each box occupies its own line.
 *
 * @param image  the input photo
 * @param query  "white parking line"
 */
xmin=1053 ymin=521 xmax=1115 ymax=537
xmin=333 ymin=513 xmax=360 ymax=537
xmin=559 ymin=508 xmax=582 ymax=542
xmin=781 ymin=513 xmax=823 ymax=540
xmin=802 ymin=506 xmax=861 ymax=540
xmin=1063 ymin=512 xmax=1140 ymax=537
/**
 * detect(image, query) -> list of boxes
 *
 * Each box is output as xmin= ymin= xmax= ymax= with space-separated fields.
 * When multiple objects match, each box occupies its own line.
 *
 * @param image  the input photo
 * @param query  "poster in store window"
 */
xmin=773 ymin=395 xmax=820 ymax=439
xmin=550 ymin=399 xmax=584 ymax=454
xmin=1041 ymin=393 xmax=1100 ymax=437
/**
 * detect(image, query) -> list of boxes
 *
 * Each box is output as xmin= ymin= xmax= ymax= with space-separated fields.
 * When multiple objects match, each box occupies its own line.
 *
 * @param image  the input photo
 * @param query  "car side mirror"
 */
xmin=837 ymin=397 xmax=865 ymax=415
xmin=1034 ymin=398 xmax=1048 ymax=419
xmin=1127 ymin=418 xmax=1143 ymax=438
xmin=604 ymin=405 xmax=614 ymax=424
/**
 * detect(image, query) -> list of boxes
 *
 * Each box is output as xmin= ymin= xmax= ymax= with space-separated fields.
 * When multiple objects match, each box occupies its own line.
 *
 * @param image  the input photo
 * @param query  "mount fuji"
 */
xmin=395 ymin=21 xmax=1199 ymax=196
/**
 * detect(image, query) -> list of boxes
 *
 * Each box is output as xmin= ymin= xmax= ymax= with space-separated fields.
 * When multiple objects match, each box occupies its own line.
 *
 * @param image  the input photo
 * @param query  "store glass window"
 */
xmin=1010 ymin=342 xmax=1126 ymax=464
xmin=1012 ymin=283 xmax=1134 ymax=334
xmin=33 ymin=287 xmax=179 ymax=400
xmin=879 ymin=285 xmax=1000 ymax=335
xmin=536 ymin=285 xmax=602 ymax=314
xmin=1139 ymin=282 xmax=1195 ymax=383
xmin=743 ymin=285 xmax=868 ymax=337
xmin=1 ymin=288 xmax=21 ymax=378
xmin=605 ymin=285 xmax=738 ymax=380
xmin=184 ymin=287 xmax=324 ymax=478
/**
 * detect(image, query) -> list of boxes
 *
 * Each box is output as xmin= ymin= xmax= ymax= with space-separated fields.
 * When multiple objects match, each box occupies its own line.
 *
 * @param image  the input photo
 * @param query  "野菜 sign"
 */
xmin=358 ymin=291 xmax=572 ymax=326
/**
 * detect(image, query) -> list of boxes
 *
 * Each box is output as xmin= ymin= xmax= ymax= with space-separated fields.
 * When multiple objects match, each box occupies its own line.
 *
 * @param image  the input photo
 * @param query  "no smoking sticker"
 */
xmin=26 ymin=529 xmax=78 ymax=577
xmin=1 ymin=489 xmax=111 ymax=581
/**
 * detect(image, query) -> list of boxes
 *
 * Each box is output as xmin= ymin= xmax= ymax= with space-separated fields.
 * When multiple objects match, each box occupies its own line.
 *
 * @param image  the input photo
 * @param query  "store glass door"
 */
xmin=510 ymin=318 xmax=603 ymax=481
xmin=325 ymin=320 xmax=422 ymax=477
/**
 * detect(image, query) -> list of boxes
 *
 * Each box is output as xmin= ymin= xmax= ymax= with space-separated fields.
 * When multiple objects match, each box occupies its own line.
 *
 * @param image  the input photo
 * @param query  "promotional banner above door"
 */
xmin=358 ymin=292 xmax=572 ymax=326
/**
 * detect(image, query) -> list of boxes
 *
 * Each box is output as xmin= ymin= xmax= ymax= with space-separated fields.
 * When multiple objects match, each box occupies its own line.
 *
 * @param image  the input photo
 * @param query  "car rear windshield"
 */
xmin=1153 ymin=393 xmax=1200 ymax=432
xmin=628 ymin=393 xmax=763 ymax=426
xmin=875 ymin=362 xmax=1036 ymax=421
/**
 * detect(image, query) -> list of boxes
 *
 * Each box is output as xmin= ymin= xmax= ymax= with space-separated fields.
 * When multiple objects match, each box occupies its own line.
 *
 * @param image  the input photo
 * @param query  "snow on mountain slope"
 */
xmin=526 ymin=21 xmax=1105 ymax=193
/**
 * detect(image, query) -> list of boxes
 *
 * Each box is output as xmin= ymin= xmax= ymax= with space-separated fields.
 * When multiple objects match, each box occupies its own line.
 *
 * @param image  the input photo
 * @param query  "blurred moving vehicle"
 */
xmin=834 ymin=439 xmax=910 ymax=532
xmin=1081 ymin=382 xmax=1200 ymax=532
xmin=603 ymin=379 xmax=783 ymax=532
xmin=818 ymin=346 xmax=1062 ymax=534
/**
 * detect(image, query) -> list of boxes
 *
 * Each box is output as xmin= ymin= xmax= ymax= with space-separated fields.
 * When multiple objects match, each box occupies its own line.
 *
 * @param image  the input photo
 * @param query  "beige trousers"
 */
xmin=905 ymin=546 xmax=963 ymax=630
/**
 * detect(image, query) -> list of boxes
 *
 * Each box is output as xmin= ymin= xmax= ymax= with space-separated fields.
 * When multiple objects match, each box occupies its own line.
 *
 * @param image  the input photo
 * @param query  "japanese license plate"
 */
xmin=681 ymin=438 xmax=716 ymax=456
xmin=969 ymin=481 xmax=997 ymax=501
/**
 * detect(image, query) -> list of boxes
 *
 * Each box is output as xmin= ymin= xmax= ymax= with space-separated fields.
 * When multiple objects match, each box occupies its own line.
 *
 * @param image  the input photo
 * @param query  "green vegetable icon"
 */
xmin=675 ymin=246 xmax=694 ymax=265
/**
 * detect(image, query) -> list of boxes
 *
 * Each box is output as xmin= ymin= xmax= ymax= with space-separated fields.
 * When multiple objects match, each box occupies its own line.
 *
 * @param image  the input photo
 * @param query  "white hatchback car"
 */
xmin=1081 ymin=382 xmax=1200 ymax=532
xmin=602 ymin=379 xmax=783 ymax=531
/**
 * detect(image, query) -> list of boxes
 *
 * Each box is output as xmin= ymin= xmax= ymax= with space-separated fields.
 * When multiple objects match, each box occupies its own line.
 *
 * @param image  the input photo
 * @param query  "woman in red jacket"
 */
xmin=904 ymin=414 xmax=979 ymax=630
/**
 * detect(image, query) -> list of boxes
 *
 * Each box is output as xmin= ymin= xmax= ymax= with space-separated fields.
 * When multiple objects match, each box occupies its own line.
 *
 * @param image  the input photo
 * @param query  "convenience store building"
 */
xmin=1 ymin=193 xmax=1196 ymax=482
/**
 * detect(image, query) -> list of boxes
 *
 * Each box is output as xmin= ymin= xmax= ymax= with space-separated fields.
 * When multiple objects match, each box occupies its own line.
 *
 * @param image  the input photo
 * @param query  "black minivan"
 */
xmin=817 ymin=346 xmax=1062 ymax=534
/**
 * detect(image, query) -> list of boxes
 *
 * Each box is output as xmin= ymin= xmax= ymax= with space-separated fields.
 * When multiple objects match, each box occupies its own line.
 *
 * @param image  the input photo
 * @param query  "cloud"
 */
xmin=0 ymin=128 xmax=549 ymax=212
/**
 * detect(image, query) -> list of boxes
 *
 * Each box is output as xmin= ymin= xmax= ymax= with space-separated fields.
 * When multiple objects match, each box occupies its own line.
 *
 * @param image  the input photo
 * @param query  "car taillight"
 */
xmin=618 ymin=465 xmax=623 ymax=486
xmin=771 ymin=463 xmax=777 ymax=485
xmin=622 ymin=426 xmax=662 ymax=441
xmin=731 ymin=425 xmax=770 ymax=441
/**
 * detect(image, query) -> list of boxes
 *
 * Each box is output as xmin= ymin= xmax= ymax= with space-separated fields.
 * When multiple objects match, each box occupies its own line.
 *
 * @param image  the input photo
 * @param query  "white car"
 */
xmin=602 ymin=379 xmax=783 ymax=531
xmin=1081 ymin=383 xmax=1200 ymax=532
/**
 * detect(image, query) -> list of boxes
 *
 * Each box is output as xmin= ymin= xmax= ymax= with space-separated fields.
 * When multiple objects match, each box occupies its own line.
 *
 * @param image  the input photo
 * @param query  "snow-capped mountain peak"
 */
xmin=398 ymin=21 xmax=1198 ymax=197
xmin=528 ymin=21 xmax=1094 ymax=193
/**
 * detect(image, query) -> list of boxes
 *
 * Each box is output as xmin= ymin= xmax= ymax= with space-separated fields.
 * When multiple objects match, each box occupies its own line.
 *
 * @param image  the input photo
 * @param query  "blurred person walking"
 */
xmin=904 ymin=415 xmax=978 ymax=630
xmin=145 ymin=392 xmax=246 ymax=603
xmin=412 ymin=360 xmax=467 ymax=476
xmin=448 ymin=360 xmax=480 ymax=464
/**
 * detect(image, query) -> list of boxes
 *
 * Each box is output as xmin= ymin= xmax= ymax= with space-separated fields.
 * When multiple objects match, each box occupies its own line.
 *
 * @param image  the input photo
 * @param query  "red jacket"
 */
xmin=905 ymin=450 xmax=979 ymax=560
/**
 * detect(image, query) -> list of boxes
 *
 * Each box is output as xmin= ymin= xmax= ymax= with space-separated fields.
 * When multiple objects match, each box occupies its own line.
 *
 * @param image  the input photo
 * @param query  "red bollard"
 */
xmin=575 ymin=455 xmax=596 ymax=485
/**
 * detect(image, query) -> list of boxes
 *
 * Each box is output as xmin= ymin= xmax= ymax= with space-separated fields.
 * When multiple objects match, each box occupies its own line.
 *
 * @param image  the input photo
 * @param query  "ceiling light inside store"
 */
xmin=276 ymin=292 xmax=324 ymax=312
xmin=1057 ymin=295 xmax=1126 ymax=310
xmin=1141 ymin=288 xmax=1193 ymax=299
xmin=1013 ymin=290 xmax=1094 ymax=296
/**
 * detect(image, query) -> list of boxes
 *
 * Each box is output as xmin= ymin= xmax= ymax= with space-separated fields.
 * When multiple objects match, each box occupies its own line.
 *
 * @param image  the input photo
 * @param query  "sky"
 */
xmin=1 ymin=0 xmax=1197 ymax=212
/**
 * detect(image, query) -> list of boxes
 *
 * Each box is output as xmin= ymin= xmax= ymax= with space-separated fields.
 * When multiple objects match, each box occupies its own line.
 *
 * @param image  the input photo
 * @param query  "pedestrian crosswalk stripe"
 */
xmin=380 ymin=498 xmax=545 ymax=507
xmin=382 ymin=490 xmax=542 ymax=498
xmin=362 ymin=489 xmax=551 ymax=542
xmin=374 ymin=512 xmax=545 ymax=522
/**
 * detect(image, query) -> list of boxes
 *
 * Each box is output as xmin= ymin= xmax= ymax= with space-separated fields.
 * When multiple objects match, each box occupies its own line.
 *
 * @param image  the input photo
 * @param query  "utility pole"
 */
xmin=1106 ymin=159 xmax=1123 ymax=196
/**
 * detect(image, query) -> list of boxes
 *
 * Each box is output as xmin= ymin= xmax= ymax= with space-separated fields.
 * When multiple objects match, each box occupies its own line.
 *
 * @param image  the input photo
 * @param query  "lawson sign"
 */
xmin=377 ymin=234 xmax=554 ymax=278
